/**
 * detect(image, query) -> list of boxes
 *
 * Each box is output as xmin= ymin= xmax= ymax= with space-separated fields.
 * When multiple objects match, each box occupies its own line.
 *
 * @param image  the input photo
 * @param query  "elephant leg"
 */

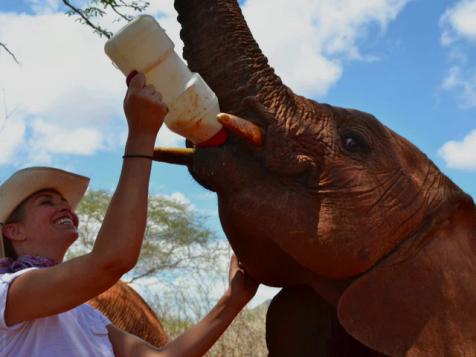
xmin=266 ymin=286 xmax=381 ymax=357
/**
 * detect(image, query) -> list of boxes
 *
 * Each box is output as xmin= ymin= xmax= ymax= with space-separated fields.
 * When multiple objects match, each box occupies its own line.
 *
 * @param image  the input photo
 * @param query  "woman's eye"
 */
xmin=342 ymin=134 xmax=369 ymax=153
xmin=40 ymin=200 xmax=53 ymax=206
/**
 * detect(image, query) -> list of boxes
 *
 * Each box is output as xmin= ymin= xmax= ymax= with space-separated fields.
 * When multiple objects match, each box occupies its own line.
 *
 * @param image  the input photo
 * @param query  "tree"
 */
xmin=62 ymin=0 xmax=149 ymax=39
xmin=67 ymin=189 xmax=228 ymax=284
xmin=68 ymin=189 xmax=237 ymax=346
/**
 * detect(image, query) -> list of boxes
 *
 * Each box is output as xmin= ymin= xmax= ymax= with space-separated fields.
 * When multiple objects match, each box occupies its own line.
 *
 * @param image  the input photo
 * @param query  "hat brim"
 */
xmin=0 ymin=167 xmax=90 ymax=258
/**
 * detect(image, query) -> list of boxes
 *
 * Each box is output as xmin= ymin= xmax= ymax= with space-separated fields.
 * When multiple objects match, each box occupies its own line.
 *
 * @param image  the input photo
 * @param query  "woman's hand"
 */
xmin=107 ymin=255 xmax=260 ymax=357
xmin=123 ymin=72 xmax=168 ymax=140
xmin=227 ymin=255 xmax=259 ymax=305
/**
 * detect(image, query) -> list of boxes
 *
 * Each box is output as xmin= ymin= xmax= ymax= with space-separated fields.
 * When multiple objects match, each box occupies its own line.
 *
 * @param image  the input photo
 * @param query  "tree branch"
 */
xmin=109 ymin=3 xmax=131 ymax=22
xmin=62 ymin=0 xmax=150 ymax=39
xmin=62 ymin=0 xmax=113 ymax=38
xmin=0 ymin=42 xmax=19 ymax=64
xmin=0 ymin=89 xmax=18 ymax=135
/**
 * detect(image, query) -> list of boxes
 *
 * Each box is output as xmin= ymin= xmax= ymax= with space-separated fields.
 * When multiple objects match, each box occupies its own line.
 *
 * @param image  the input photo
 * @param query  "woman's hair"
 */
xmin=3 ymin=200 xmax=27 ymax=259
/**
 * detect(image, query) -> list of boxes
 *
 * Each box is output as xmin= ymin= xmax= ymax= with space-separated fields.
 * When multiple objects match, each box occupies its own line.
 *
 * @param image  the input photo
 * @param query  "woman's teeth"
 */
xmin=55 ymin=218 xmax=73 ymax=225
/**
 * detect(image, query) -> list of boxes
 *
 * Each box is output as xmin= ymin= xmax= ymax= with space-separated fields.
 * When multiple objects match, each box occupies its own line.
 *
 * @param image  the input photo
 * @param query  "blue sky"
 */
xmin=1 ymin=0 xmax=476 ymax=303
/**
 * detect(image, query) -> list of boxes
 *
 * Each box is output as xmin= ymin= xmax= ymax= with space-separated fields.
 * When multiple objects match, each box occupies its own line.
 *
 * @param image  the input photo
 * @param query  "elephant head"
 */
xmin=165 ymin=0 xmax=476 ymax=355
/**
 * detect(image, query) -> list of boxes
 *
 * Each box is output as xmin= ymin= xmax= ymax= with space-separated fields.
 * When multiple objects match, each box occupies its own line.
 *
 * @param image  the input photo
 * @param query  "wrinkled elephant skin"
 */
xmin=173 ymin=0 xmax=476 ymax=356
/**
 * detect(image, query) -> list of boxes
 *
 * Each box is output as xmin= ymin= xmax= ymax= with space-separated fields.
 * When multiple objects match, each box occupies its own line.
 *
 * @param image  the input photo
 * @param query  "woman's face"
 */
xmin=6 ymin=189 xmax=79 ymax=260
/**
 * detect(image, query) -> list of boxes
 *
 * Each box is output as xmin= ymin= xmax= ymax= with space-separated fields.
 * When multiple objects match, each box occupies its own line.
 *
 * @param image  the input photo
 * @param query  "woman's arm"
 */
xmin=108 ymin=256 xmax=259 ymax=357
xmin=5 ymin=73 xmax=166 ymax=326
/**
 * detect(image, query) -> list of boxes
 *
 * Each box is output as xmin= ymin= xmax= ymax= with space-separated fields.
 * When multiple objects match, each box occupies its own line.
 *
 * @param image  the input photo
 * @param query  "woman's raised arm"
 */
xmin=5 ymin=72 xmax=167 ymax=326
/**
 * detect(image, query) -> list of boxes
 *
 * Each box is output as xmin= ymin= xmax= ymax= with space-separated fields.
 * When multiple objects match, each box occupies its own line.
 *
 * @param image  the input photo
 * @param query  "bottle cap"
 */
xmin=196 ymin=128 xmax=229 ymax=148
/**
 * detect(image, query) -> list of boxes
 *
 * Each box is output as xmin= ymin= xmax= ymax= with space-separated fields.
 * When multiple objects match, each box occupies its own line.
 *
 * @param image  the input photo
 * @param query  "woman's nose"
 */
xmin=57 ymin=199 xmax=72 ymax=211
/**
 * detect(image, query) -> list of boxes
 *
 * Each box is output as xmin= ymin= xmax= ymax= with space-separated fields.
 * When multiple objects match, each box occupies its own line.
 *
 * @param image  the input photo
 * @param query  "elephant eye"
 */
xmin=341 ymin=133 xmax=369 ymax=154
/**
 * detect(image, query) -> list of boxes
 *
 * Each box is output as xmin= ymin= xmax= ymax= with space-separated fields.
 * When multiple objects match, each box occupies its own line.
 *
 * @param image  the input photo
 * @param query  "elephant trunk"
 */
xmin=174 ymin=0 xmax=297 ymax=119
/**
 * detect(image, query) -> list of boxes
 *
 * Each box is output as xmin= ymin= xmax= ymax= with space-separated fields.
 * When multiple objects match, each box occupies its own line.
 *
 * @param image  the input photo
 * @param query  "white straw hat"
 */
xmin=0 ymin=167 xmax=90 ymax=258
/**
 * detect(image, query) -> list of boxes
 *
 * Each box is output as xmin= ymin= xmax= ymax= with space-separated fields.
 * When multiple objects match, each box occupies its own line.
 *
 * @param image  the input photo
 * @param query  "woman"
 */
xmin=0 ymin=72 xmax=259 ymax=356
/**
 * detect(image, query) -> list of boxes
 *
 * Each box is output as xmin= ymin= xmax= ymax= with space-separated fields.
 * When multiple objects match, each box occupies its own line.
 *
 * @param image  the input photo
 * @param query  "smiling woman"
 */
xmin=0 ymin=72 xmax=259 ymax=357
xmin=0 ymin=168 xmax=88 ymax=262
xmin=0 ymin=71 xmax=168 ymax=356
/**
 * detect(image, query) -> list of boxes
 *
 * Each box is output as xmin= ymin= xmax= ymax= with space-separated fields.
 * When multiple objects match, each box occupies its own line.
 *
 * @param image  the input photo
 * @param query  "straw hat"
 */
xmin=0 ymin=167 xmax=90 ymax=258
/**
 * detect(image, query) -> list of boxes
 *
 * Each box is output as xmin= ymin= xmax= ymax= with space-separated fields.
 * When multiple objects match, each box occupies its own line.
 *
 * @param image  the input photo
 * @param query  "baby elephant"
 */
xmin=161 ymin=0 xmax=476 ymax=355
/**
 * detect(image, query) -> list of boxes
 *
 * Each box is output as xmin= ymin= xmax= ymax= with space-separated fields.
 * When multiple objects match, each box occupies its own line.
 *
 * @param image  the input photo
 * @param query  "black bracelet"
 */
xmin=122 ymin=154 xmax=154 ymax=160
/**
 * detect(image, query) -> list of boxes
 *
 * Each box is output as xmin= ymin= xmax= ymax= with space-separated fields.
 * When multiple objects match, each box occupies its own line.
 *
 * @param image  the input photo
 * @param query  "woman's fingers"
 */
xmin=126 ymin=73 xmax=159 ymax=99
xmin=127 ymin=71 xmax=145 ymax=90
xmin=126 ymin=70 xmax=139 ymax=87
xmin=151 ymin=93 xmax=164 ymax=105
xmin=137 ymin=84 xmax=164 ymax=106
xmin=143 ymin=84 xmax=157 ymax=94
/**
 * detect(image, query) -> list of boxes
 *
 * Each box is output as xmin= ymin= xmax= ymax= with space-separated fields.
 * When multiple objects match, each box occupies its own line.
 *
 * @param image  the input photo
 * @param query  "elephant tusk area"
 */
xmin=153 ymin=112 xmax=263 ymax=165
xmin=217 ymin=113 xmax=263 ymax=147
xmin=153 ymin=147 xmax=195 ymax=166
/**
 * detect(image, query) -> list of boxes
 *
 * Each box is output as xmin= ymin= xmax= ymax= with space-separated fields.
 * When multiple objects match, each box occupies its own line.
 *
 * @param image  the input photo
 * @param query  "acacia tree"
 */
xmin=68 ymin=189 xmax=236 ymax=344
xmin=67 ymin=189 xmax=227 ymax=284
xmin=62 ymin=0 xmax=150 ymax=38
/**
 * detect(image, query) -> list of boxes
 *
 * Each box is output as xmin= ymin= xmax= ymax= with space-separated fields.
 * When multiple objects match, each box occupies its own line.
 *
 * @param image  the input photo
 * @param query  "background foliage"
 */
xmin=69 ymin=189 xmax=268 ymax=355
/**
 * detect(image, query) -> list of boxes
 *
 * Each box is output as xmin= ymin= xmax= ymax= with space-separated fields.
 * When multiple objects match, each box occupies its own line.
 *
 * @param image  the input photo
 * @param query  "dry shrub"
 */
xmin=205 ymin=303 xmax=268 ymax=357
xmin=152 ymin=283 xmax=269 ymax=356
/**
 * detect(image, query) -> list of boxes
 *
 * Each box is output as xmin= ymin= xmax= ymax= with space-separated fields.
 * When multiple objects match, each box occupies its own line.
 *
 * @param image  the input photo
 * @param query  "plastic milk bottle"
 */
xmin=104 ymin=15 xmax=225 ymax=145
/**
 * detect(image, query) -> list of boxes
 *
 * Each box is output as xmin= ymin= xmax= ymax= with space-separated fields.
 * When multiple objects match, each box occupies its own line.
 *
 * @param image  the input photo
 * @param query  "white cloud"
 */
xmin=88 ymin=0 xmax=410 ymax=97
xmin=27 ymin=119 xmax=103 ymax=163
xmin=169 ymin=191 xmax=193 ymax=207
xmin=242 ymin=0 xmax=410 ymax=96
xmin=0 ymin=13 xmax=126 ymax=125
xmin=440 ymin=0 xmax=476 ymax=46
xmin=0 ymin=0 xmax=410 ymax=165
xmin=155 ymin=125 xmax=182 ymax=147
xmin=439 ymin=130 xmax=476 ymax=171
xmin=154 ymin=0 xmax=408 ymax=97
xmin=0 ymin=12 xmax=124 ymax=165
xmin=0 ymin=5 xmax=183 ymax=167
xmin=442 ymin=66 xmax=476 ymax=107
xmin=0 ymin=115 xmax=26 ymax=165
xmin=440 ymin=1 xmax=476 ymax=109
xmin=147 ymin=1 xmax=183 ymax=55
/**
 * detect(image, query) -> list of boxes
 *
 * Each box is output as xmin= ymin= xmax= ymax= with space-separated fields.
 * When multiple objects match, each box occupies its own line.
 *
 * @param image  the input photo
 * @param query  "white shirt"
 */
xmin=0 ymin=268 xmax=114 ymax=357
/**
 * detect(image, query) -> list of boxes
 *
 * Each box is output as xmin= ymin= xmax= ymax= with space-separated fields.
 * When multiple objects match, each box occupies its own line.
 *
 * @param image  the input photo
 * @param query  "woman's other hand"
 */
xmin=228 ymin=255 xmax=259 ymax=305
xmin=123 ymin=72 xmax=168 ymax=140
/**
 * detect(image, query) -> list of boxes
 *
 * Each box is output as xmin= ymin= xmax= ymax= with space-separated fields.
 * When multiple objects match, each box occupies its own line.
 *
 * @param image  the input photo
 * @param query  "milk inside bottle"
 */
xmin=104 ymin=15 xmax=225 ymax=145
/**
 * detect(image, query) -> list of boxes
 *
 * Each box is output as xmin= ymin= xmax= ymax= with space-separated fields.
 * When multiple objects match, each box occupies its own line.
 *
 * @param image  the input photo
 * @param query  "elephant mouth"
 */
xmin=153 ymin=114 xmax=264 ymax=184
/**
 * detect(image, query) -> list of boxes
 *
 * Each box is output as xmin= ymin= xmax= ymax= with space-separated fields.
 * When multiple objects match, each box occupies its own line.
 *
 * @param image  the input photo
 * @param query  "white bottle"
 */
xmin=104 ymin=15 xmax=224 ymax=145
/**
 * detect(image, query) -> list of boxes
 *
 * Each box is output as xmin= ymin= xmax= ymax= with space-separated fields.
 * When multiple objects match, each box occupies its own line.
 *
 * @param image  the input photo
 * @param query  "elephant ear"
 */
xmin=337 ymin=203 xmax=476 ymax=356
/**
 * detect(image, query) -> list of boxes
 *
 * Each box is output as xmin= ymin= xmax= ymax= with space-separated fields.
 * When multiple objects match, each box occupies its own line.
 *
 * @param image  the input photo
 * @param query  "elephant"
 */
xmin=151 ymin=0 xmax=476 ymax=356
xmin=88 ymin=281 xmax=168 ymax=348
